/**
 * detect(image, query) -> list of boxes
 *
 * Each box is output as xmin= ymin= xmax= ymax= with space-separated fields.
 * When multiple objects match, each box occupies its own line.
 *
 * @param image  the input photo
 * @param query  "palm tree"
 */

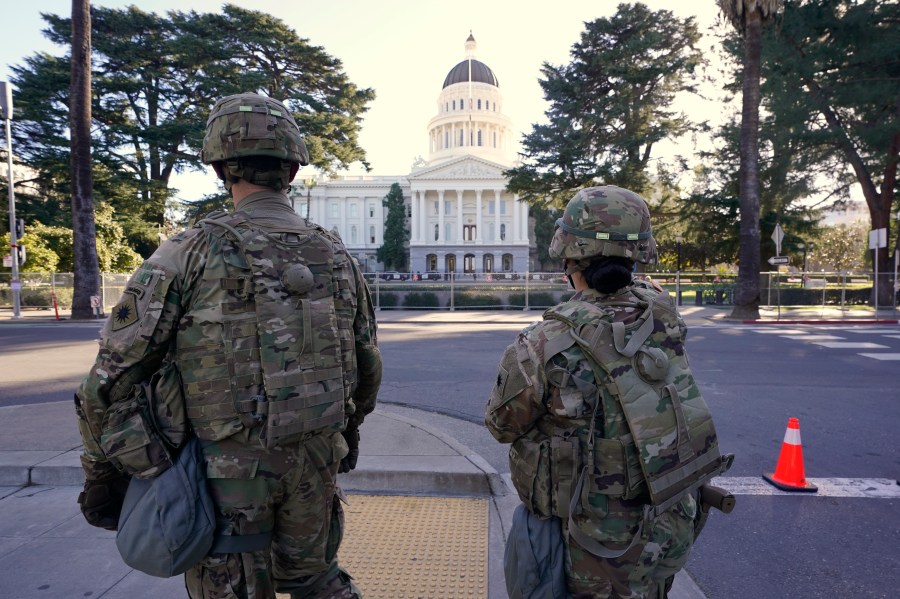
xmin=717 ymin=0 xmax=783 ymax=320
xmin=70 ymin=0 xmax=101 ymax=319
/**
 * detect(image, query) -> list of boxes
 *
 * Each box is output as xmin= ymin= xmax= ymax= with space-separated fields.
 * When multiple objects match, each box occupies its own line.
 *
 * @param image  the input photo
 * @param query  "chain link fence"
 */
xmin=2 ymin=270 xmax=896 ymax=312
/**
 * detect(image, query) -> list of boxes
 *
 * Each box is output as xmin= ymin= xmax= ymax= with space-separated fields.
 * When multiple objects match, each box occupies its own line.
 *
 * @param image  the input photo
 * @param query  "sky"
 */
xmin=1 ymin=0 xmax=728 ymax=200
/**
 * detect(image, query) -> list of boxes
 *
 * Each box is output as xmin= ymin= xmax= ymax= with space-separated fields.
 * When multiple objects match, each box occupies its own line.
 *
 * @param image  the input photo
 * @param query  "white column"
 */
xmin=438 ymin=190 xmax=445 ymax=245
xmin=409 ymin=191 xmax=417 ymax=244
xmin=417 ymin=191 xmax=424 ymax=243
xmin=456 ymin=190 xmax=463 ymax=243
xmin=494 ymin=190 xmax=501 ymax=243
xmin=340 ymin=200 xmax=348 ymax=241
xmin=512 ymin=197 xmax=519 ymax=242
xmin=520 ymin=195 xmax=529 ymax=243
xmin=476 ymin=190 xmax=483 ymax=245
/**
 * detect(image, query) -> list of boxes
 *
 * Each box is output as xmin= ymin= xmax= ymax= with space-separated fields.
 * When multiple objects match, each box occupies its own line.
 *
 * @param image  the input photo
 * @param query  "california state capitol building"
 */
xmin=289 ymin=33 xmax=534 ymax=275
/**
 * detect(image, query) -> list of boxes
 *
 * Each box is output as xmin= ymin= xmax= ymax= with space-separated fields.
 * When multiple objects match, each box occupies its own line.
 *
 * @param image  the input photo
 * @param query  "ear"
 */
xmin=288 ymin=163 xmax=300 ymax=182
xmin=211 ymin=162 xmax=226 ymax=181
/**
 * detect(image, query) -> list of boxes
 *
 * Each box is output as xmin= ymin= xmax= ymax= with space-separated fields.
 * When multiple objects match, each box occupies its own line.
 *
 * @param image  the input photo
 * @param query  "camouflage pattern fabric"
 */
xmin=75 ymin=190 xmax=380 ymax=598
xmin=549 ymin=186 xmax=657 ymax=267
xmin=486 ymin=282 xmax=698 ymax=598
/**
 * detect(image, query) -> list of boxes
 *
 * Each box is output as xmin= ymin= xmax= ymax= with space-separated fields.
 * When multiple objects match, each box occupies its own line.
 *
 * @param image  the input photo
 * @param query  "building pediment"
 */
xmin=409 ymin=155 xmax=507 ymax=182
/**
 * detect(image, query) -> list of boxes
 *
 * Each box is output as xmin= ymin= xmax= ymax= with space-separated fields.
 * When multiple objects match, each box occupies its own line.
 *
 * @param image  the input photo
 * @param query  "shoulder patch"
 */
xmin=110 ymin=293 xmax=140 ymax=331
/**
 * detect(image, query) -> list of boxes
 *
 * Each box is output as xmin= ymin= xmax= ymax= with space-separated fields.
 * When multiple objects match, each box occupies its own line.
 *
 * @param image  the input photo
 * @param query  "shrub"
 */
xmin=375 ymin=292 xmax=398 ymax=308
xmin=507 ymin=292 xmax=557 ymax=308
xmin=403 ymin=291 xmax=440 ymax=308
xmin=452 ymin=293 xmax=503 ymax=308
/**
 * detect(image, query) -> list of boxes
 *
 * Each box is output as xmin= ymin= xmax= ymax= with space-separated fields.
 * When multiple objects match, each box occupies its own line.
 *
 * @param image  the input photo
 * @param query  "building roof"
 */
xmin=442 ymin=59 xmax=499 ymax=89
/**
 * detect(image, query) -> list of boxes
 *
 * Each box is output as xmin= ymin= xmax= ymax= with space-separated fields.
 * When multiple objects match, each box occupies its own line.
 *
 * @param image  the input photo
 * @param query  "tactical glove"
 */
xmin=339 ymin=428 xmax=360 ymax=473
xmin=77 ymin=473 xmax=131 ymax=531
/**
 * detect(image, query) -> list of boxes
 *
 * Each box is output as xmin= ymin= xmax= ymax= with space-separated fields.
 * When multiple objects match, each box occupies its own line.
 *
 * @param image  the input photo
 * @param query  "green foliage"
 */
xmin=375 ymin=292 xmax=398 ymax=308
xmin=402 ymin=291 xmax=439 ymax=308
xmin=507 ymin=292 xmax=557 ymax=308
xmin=452 ymin=293 xmax=502 ymax=308
xmin=9 ymin=4 xmax=374 ymax=230
xmin=529 ymin=202 xmax=562 ymax=270
xmin=505 ymin=3 xmax=703 ymax=205
xmin=376 ymin=183 xmax=408 ymax=271
xmin=811 ymin=223 xmax=868 ymax=273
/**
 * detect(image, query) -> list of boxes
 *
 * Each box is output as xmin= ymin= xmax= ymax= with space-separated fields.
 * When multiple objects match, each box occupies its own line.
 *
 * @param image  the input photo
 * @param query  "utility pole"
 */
xmin=2 ymin=82 xmax=21 ymax=318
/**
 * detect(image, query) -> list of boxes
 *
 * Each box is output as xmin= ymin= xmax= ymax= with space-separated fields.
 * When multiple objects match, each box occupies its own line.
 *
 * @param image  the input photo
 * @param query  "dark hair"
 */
xmin=582 ymin=257 xmax=634 ymax=294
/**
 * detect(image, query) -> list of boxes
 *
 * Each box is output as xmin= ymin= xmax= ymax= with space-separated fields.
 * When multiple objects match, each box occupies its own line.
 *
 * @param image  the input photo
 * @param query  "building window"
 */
xmin=349 ymin=203 xmax=358 ymax=218
xmin=483 ymin=254 xmax=494 ymax=273
xmin=500 ymin=224 xmax=506 ymax=241
xmin=488 ymin=223 xmax=495 ymax=241
xmin=464 ymin=254 xmax=475 ymax=273
xmin=459 ymin=129 xmax=464 ymax=146
xmin=477 ymin=99 xmax=482 ymax=110
xmin=444 ymin=223 xmax=452 ymax=241
xmin=369 ymin=226 xmax=376 ymax=244
xmin=350 ymin=225 xmax=358 ymax=244
xmin=433 ymin=201 xmax=439 ymax=215
xmin=502 ymin=253 xmax=513 ymax=271
xmin=493 ymin=132 xmax=497 ymax=148
xmin=444 ymin=131 xmax=449 ymax=149
xmin=427 ymin=254 xmax=437 ymax=271
xmin=444 ymin=200 xmax=452 ymax=215
xmin=434 ymin=224 xmax=439 ymax=241
xmin=407 ymin=203 xmax=412 ymax=217
xmin=477 ymin=130 xmax=482 ymax=146
xmin=445 ymin=102 xmax=449 ymax=112
xmin=500 ymin=200 xmax=506 ymax=215
xmin=488 ymin=200 xmax=495 ymax=215
xmin=330 ymin=203 xmax=339 ymax=218
xmin=369 ymin=203 xmax=375 ymax=218
xmin=463 ymin=225 xmax=476 ymax=241
xmin=452 ymin=100 xmax=456 ymax=110
xmin=493 ymin=102 xmax=496 ymax=111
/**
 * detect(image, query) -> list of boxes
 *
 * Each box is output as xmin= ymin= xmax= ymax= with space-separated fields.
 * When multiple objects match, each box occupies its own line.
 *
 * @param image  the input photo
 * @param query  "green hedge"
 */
xmin=772 ymin=287 xmax=871 ymax=306
xmin=452 ymin=293 xmax=503 ymax=308
xmin=375 ymin=292 xmax=398 ymax=307
xmin=507 ymin=292 xmax=557 ymax=308
xmin=18 ymin=287 xmax=74 ymax=309
xmin=403 ymin=291 xmax=440 ymax=308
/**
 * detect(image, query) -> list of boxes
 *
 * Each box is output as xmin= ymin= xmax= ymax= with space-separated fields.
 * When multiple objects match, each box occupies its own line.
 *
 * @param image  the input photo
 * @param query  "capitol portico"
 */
xmin=292 ymin=33 xmax=532 ymax=275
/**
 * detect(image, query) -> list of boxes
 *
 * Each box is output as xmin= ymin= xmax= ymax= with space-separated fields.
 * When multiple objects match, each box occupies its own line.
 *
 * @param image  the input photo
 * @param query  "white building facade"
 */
xmin=292 ymin=34 xmax=531 ymax=275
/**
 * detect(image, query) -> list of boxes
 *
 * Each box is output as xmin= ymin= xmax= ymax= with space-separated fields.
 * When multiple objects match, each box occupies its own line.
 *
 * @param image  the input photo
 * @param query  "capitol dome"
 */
xmin=426 ymin=33 xmax=514 ymax=166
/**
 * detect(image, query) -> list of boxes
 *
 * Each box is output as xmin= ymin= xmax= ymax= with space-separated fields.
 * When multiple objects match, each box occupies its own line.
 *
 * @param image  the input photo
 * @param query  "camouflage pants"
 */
xmin=564 ymin=494 xmax=696 ymax=599
xmin=184 ymin=431 xmax=359 ymax=599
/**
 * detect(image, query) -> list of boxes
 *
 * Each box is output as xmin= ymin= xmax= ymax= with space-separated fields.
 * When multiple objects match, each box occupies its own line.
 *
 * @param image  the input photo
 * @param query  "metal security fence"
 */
xmin=3 ymin=270 xmax=896 ymax=312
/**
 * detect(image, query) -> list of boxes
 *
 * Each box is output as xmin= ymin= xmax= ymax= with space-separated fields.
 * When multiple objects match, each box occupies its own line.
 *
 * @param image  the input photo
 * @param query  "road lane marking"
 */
xmin=810 ymin=342 xmax=889 ymax=349
xmin=784 ymin=335 xmax=845 ymax=341
xmin=713 ymin=477 xmax=900 ymax=498
xmin=857 ymin=353 xmax=900 ymax=361
xmin=753 ymin=329 xmax=809 ymax=334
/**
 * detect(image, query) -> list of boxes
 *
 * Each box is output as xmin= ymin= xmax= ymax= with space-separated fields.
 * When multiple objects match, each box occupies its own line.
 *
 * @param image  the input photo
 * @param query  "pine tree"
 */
xmin=376 ymin=183 xmax=408 ymax=272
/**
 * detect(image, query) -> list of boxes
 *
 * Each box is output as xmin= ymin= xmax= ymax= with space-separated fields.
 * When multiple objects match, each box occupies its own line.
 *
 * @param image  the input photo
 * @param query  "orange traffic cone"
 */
xmin=763 ymin=417 xmax=817 ymax=492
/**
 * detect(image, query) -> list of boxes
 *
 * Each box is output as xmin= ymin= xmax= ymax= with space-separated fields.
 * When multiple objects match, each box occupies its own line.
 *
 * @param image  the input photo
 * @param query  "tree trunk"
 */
xmin=729 ymin=8 xmax=763 ymax=320
xmin=70 ymin=0 xmax=101 ymax=319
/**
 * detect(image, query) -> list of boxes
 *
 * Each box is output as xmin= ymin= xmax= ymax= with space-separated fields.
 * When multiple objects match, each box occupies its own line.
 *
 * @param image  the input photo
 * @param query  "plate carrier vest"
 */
xmin=191 ymin=212 xmax=348 ymax=448
xmin=541 ymin=286 xmax=732 ymax=557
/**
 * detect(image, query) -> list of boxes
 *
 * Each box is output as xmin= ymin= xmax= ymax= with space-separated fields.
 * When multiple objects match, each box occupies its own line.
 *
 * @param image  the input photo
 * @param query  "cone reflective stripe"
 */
xmin=763 ymin=417 xmax=817 ymax=492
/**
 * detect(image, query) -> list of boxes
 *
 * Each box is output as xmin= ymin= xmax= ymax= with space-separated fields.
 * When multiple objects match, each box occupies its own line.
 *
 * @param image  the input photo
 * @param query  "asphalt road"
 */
xmin=1 ymin=319 xmax=898 ymax=598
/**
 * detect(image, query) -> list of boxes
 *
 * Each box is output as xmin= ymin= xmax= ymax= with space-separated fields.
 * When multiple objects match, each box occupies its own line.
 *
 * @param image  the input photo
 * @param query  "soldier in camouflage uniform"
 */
xmin=486 ymin=186 xmax=730 ymax=598
xmin=75 ymin=93 xmax=382 ymax=599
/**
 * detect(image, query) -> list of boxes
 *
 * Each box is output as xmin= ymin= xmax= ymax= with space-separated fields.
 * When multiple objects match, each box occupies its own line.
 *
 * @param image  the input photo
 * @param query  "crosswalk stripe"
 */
xmin=712 ymin=477 xmax=900 ymax=498
xmin=810 ymin=341 xmax=889 ymax=349
xmin=857 ymin=353 xmax=900 ymax=361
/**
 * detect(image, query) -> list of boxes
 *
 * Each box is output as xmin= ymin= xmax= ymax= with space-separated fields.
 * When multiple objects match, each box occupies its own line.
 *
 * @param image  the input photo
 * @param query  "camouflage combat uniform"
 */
xmin=486 ymin=282 xmax=697 ymax=598
xmin=75 ymin=189 xmax=380 ymax=599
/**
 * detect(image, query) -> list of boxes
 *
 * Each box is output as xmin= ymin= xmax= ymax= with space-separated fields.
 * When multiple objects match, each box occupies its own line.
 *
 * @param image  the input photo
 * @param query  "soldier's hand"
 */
xmin=77 ymin=473 xmax=131 ymax=531
xmin=339 ymin=428 xmax=360 ymax=473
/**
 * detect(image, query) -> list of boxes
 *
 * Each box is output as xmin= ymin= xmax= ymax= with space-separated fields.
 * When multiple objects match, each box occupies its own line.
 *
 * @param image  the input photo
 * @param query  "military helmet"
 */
xmin=549 ymin=185 xmax=657 ymax=266
xmin=200 ymin=93 xmax=309 ymax=166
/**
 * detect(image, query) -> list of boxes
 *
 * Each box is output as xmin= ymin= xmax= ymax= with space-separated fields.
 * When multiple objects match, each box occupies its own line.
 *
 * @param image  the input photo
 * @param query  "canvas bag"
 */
xmin=115 ymin=436 xmax=215 ymax=578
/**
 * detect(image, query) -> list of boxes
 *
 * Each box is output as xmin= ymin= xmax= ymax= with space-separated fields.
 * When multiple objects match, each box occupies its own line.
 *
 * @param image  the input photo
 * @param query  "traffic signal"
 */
xmin=17 ymin=245 xmax=26 ymax=266
xmin=15 ymin=218 xmax=24 ymax=238
xmin=0 ymin=82 xmax=12 ymax=120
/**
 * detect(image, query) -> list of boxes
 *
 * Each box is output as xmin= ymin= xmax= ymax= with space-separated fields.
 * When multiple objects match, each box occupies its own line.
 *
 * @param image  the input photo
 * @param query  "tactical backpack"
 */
xmin=541 ymin=287 xmax=732 ymax=558
xmin=196 ymin=213 xmax=348 ymax=448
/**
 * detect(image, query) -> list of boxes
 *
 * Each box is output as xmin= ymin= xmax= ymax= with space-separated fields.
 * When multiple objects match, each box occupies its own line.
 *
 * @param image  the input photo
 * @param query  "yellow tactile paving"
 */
xmin=340 ymin=494 xmax=489 ymax=599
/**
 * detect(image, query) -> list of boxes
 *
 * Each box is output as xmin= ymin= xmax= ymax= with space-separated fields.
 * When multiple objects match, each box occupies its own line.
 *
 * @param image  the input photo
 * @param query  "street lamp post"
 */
xmin=675 ymin=233 xmax=683 ymax=306
xmin=2 ymin=82 xmax=20 ymax=319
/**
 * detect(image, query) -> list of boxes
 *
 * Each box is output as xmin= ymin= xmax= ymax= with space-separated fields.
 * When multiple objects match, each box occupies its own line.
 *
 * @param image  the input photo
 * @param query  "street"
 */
xmin=1 ymin=317 xmax=898 ymax=598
